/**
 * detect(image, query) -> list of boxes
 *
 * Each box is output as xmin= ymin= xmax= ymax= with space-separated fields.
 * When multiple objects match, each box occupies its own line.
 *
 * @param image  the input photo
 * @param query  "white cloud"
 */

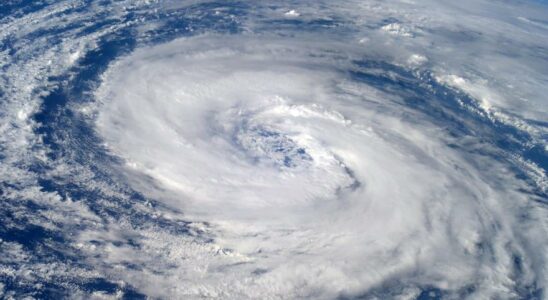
xmin=284 ymin=10 xmax=300 ymax=17
xmin=92 ymin=34 xmax=547 ymax=298
xmin=1 ymin=0 xmax=546 ymax=298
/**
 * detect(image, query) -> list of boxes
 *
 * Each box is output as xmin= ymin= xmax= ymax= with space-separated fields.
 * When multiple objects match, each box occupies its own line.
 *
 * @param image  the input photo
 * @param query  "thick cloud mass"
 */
xmin=0 ymin=0 xmax=547 ymax=299
xmin=91 ymin=34 xmax=547 ymax=298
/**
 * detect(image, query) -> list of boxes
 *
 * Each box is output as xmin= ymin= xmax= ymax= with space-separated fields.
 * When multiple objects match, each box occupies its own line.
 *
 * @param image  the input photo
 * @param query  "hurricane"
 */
xmin=1 ymin=1 xmax=547 ymax=299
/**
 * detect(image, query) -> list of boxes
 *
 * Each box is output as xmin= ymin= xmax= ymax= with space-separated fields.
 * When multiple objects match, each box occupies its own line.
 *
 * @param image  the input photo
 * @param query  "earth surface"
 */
xmin=1 ymin=0 xmax=547 ymax=299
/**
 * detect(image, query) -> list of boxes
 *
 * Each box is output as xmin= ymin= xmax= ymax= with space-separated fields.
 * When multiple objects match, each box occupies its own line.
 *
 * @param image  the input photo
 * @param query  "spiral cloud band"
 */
xmin=1 ymin=0 xmax=547 ymax=299
xmin=91 ymin=33 xmax=547 ymax=298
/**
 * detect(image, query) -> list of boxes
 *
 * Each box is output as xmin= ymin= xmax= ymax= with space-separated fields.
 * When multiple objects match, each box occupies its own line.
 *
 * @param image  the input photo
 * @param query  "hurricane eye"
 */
xmin=235 ymin=125 xmax=312 ymax=169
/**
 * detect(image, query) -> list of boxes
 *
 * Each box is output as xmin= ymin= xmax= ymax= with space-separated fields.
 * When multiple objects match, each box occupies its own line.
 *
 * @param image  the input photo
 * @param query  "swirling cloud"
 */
xmin=0 ymin=0 xmax=546 ymax=298
xmin=91 ymin=34 xmax=547 ymax=298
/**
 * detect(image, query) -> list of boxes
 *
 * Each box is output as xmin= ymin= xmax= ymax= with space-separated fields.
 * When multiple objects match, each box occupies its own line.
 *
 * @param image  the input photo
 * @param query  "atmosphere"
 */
xmin=1 ymin=1 xmax=547 ymax=299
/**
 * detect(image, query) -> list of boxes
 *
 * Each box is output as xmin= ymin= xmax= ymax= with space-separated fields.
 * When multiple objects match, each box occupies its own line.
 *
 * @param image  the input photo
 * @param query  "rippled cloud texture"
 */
xmin=1 ymin=0 xmax=547 ymax=299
